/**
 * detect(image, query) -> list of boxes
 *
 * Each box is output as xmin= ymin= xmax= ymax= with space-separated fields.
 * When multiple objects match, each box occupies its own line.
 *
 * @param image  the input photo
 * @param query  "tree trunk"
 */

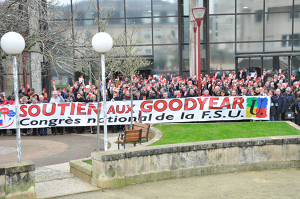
xmin=130 ymin=78 xmax=133 ymax=130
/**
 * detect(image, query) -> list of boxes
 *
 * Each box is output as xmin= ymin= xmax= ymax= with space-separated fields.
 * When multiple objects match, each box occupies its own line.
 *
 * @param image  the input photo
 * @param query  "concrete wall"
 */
xmin=0 ymin=161 xmax=36 ymax=199
xmin=91 ymin=135 xmax=300 ymax=189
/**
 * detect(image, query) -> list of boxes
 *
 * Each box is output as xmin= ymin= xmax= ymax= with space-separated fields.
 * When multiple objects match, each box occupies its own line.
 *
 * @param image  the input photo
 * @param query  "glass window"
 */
xmin=265 ymin=0 xmax=292 ymax=12
xmin=255 ymin=10 xmax=263 ymax=23
xmin=291 ymin=56 xmax=300 ymax=76
xmin=236 ymin=0 xmax=263 ymax=13
xmin=281 ymin=34 xmax=292 ymax=47
xmin=210 ymin=43 xmax=235 ymax=70
xmin=295 ymin=1 xmax=300 ymax=11
xmin=294 ymin=12 xmax=300 ymax=19
xmin=263 ymin=56 xmax=288 ymax=75
xmin=53 ymin=0 xmax=71 ymax=20
xmin=99 ymin=0 xmax=125 ymax=18
xmin=236 ymin=42 xmax=263 ymax=53
xmin=126 ymin=19 xmax=152 ymax=44
xmin=153 ymin=0 xmax=177 ymax=16
xmin=153 ymin=17 xmax=178 ymax=44
xmin=294 ymin=14 xmax=300 ymax=35
xmin=125 ymin=0 xmax=151 ymax=18
xmin=182 ymin=45 xmax=189 ymax=72
xmin=73 ymin=0 xmax=97 ymax=20
xmin=265 ymin=13 xmax=292 ymax=41
xmin=73 ymin=21 xmax=98 ymax=41
xmin=209 ymin=15 xmax=234 ymax=42
xmin=209 ymin=0 xmax=234 ymax=14
xmin=237 ymin=58 xmax=250 ymax=75
xmin=132 ymin=46 xmax=153 ymax=56
xmin=265 ymin=41 xmax=292 ymax=52
xmin=182 ymin=17 xmax=189 ymax=44
xmin=236 ymin=14 xmax=263 ymax=41
xmin=106 ymin=19 xmax=125 ymax=37
xmin=154 ymin=45 xmax=179 ymax=72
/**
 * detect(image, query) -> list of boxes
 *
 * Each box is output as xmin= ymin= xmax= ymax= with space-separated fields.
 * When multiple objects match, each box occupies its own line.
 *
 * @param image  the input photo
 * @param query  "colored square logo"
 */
xmin=246 ymin=107 xmax=256 ymax=118
xmin=257 ymin=97 xmax=268 ymax=109
xmin=256 ymin=108 xmax=267 ymax=118
xmin=247 ymin=97 xmax=258 ymax=108
xmin=246 ymin=97 xmax=268 ymax=119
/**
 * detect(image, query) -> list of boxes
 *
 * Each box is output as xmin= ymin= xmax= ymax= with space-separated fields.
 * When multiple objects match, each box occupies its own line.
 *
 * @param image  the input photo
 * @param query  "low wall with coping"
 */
xmin=69 ymin=127 xmax=162 ymax=183
xmin=0 ymin=160 xmax=36 ymax=199
xmin=91 ymin=134 xmax=300 ymax=189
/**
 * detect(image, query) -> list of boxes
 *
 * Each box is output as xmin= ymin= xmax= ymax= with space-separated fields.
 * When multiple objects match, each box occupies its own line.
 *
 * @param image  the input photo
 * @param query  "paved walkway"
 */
xmin=35 ymin=162 xmax=100 ymax=198
xmin=57 ymin=168 xmax=300 ymax=199
xmin=0 ymin=129 xmax=133 ymax=167
xmin=0 ymin=128 xmax=141 ymax=198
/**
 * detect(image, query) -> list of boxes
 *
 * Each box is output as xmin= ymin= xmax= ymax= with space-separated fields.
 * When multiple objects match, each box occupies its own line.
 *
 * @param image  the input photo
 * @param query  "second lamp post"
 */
xmin=92 ymin=32 xmax=113 ymax=152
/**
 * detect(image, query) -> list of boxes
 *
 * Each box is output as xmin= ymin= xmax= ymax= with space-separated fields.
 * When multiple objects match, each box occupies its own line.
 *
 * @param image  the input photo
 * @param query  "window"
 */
xmin=146 ymin=49 xmax=152 ymax=55
xmin=294 ymin=34 xmax=300 ymax=47
xmin=144 ymin=30 xmax=151 ymax=39
xmin=171 ymin=30 xmax=176 ymax=38
xmin=282 ymin=34 xmax=293 ymax=47
xmin=155 ymin=29 xmax=162 ymax=39
xmin=255 ymin=10 xmax=263 ymax=23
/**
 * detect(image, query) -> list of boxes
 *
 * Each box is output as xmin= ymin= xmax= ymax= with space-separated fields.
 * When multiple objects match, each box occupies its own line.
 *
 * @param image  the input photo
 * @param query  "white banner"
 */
xmin=0 ymin=96 xmax=270 ymax=129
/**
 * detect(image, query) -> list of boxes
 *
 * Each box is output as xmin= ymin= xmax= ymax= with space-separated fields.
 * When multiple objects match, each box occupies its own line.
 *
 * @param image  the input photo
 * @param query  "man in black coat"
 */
xmin=283 ymin=87 xmax=295 ymax=120
xmin=294 ymin=95 xmax=300 ymax=126
xmin=274 ymin=89 xmax=286 ymax=121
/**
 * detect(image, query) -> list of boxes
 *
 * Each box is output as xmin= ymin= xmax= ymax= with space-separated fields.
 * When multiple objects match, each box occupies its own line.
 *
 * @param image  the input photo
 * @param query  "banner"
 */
xmin=0 ymin=96 xmax=270 ymax=129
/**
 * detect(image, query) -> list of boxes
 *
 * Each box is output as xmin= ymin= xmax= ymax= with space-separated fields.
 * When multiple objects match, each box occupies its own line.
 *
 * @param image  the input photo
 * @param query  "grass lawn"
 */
xmin=83 ymin=159 xmax=92 ymax=165
xmin=152 ymin=122 xmax=300 ymax=146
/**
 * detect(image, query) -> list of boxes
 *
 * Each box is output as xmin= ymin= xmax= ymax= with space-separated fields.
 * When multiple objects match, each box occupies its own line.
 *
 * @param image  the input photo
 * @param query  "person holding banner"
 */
xmin=283 ymin=87 xmax=295 ymax=121
xmin=50 ymin=91 xmax=65 ymax=135
xmin=269 ymin=90 xmax=276 ymax=121
xmin=39 ymin=95 xmax=48 ymax=136
xmin=0 ymin=94 xmax=8 ymax=136
xmin=274 ymin=89 xmax=286 ymax=121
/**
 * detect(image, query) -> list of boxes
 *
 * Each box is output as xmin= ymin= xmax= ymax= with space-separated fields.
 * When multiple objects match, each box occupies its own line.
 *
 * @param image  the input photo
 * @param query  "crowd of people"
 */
xmin=0 ymin=69 xmax=300 ymax=136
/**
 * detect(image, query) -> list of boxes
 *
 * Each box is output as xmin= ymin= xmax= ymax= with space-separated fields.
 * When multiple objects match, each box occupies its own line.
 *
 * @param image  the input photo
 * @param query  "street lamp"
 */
xmin=92 ymin=32 xmax=113 ymax=152
xmin=0 ymin=32 xmax=25 ymax=163
xmin=191 ymin=20 xmax=197 ymax=78
xmin=192 ymin=7 xmax=206 ymax=96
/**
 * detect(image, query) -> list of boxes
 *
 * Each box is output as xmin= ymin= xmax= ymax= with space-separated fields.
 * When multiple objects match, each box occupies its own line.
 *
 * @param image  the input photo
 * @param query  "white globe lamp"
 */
xmin=0 ymin=31 xmax=25 ymax=163
xmin=92 ymin=32 xmax=113 ymax=153
xmin=92 ymin=32 xmax=113 ymax=53
xmin=1 ymin=32 xmax=25 ymax=54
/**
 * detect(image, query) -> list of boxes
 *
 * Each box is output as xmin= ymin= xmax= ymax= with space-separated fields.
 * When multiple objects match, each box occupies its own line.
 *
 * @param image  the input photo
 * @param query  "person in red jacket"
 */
xmin=0 ymin=94 xmax=8 ymax=135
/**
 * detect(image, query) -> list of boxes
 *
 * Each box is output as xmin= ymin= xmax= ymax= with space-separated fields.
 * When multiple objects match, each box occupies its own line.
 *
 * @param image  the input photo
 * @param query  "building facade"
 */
xmin=2 ymin=0 xmax=300 ymax=92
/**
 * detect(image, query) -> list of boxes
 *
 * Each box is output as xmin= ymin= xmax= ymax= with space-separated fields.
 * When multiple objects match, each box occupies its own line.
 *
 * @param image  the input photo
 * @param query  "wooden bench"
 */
xmin=118 ymin=129 xmax=142 ymax=149
xmin=122 ymin=123 xmax=150 ymax=142
xmin=133 ymin=122 xmax=150 ymax=142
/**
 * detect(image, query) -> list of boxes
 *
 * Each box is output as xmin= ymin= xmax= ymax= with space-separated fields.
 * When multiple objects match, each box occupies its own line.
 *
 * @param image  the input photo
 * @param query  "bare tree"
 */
xmin=0 ymin=0 xmax=78 ymax=93
xmin=114 ymin=22 xmax=151 ymax=129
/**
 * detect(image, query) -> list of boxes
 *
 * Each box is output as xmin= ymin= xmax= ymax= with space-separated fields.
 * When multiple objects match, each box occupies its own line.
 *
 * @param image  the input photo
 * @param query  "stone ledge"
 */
xmin=69 ymin=158 xmax=92 ymax=176
xmin=0 ymin=161 xmax=35 ymax=175
xmin=91 ymin=134 xmax=300 ymax=162
xmin=107 ymin=160 xmax=300 ymax=189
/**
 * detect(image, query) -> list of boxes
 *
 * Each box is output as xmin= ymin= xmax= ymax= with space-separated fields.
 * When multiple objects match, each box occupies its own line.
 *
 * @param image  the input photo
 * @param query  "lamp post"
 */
xmin=0 ymin=32 xmax=25 ymax=162
xmin=92 ymin=32 xmax=113 ymax=152
xmin=191 ymin=20 xmax=197 ymax=78
xmin=192 ymin=7 xmax=206 ymax=96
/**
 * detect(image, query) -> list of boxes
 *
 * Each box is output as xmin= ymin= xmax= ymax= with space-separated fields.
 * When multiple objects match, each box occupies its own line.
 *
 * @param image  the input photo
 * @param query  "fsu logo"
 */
xmin=0 ymin=107 xmax=16 ymax=128
xmin=246 ymin=97 xmax=268 ymax=118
